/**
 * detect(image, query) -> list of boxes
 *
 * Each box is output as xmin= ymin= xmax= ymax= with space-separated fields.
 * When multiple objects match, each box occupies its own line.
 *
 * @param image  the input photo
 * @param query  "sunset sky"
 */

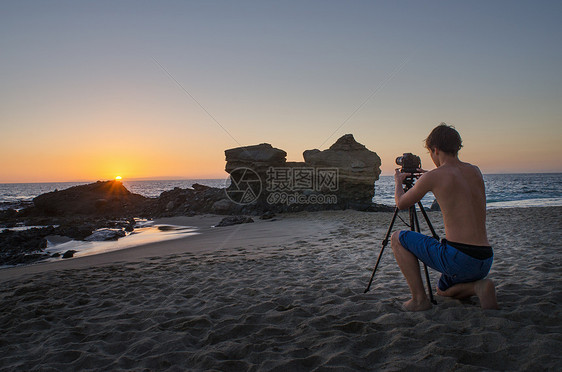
xmin=1 ymin=1 xmax=561 ymax=182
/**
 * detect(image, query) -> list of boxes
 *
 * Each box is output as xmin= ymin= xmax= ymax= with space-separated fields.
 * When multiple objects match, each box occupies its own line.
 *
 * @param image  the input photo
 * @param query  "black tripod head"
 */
xmin=402 ymin=174 xmax=419 ymax=190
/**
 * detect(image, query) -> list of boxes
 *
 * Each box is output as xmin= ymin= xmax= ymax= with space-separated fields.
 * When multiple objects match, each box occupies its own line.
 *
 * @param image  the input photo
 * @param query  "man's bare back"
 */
xmin=423 ymin=160 xmax=490 ymax=246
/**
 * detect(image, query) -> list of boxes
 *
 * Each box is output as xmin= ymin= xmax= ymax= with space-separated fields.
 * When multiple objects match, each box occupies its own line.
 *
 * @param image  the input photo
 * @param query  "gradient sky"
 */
xmin=1 ymin=0 xmax=561 ymax=182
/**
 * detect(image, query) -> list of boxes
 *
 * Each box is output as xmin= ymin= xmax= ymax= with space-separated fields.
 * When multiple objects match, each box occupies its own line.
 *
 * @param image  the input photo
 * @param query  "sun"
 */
xmin=115 ymin=176 xmax=122 ymax=181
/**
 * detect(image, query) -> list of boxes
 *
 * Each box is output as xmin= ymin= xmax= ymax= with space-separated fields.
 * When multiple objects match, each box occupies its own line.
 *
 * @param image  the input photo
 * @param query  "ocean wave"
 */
xmin=487 ymin=197 xmax=562 ymax=209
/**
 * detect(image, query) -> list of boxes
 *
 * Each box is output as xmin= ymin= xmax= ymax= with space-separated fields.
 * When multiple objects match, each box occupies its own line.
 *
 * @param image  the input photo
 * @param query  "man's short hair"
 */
xmin=425 ymin=123 xmax=463 ymax=155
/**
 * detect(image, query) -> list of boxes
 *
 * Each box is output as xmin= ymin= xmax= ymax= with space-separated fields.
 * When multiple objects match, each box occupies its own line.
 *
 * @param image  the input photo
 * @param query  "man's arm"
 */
xmin=394 ymin=169 xmax=433 ymax=210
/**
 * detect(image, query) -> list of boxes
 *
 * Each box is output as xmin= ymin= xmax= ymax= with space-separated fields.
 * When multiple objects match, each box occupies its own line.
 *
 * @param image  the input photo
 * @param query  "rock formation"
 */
xmin=224 ymin=134 xmax=383 ymax=211
xmin=303 ymin=134 xmax=381 ymax=209
xmin=32 ymin=180 xmax=147 ymax=217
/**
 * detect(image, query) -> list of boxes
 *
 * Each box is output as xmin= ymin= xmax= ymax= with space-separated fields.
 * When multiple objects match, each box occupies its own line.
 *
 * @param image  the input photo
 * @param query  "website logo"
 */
xmin=225 ymin=167 xmax=262 ymax=204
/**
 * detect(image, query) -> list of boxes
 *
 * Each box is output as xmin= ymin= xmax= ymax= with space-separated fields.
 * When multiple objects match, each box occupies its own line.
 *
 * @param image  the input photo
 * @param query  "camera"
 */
xmin=396 ymin=153 xmax=421 ymax=174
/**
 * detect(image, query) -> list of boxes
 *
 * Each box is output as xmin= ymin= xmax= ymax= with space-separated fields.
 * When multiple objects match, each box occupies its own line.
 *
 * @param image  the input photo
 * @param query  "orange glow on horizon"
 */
xmin=0 ymin=125 xmax=560 ymax=183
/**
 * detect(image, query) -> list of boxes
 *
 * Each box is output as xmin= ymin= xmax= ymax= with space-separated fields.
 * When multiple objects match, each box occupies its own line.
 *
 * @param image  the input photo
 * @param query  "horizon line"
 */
xmin=1 ymin=171 xmax=561 ymax=184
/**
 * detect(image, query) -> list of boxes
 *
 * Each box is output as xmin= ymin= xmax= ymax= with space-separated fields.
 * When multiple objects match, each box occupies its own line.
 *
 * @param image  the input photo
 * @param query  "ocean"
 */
xmin=375 ymin=173 xmax=562 ymax=209
xmin=1 ymin=173 xmax=561 ymax=210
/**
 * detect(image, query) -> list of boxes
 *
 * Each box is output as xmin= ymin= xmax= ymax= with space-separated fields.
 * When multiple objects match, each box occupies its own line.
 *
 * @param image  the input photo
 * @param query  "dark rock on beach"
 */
xmin=0 ymin=208 xmax=18 ymax=221
xmin=430 ymin=199 xmax=441 ymax=211
xmin=0 ymin=227 xmax=53 ymax=266
xmin=260 ymin=211 xmax=276 ymax=220
xmin=62 ymin=250 xmax=77 ymax=259
xmin=215 ymin=216 xmax=254 ymax=227
xmin=0 ymin=217 xmax=137 ymax=266
xmin=84 ymin=228 xmax=127 ymax=241
xmin=0 ymin=201 xmax=33 ymax=213
xmin=31 ymin=180 xmax=147 ymax=217
xmin=151 ymin=184 xmax=231 ymax=217
xmin=0 ymin=180 xmax=144 ymax=266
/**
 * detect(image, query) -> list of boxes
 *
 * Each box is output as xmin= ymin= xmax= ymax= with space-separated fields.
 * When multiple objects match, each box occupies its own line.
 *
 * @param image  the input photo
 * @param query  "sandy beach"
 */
xmin=0 ymin=207 xmax=561 ymax=371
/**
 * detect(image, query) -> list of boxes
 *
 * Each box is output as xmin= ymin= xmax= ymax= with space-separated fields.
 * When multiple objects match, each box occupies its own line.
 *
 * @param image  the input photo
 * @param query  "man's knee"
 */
xmin=391 ymin=231 xmax=402 ymax=252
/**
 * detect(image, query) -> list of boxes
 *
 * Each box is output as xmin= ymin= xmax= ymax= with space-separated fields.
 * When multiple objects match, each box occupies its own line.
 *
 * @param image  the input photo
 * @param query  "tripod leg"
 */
xmin=423 ymin=264 xmax=436 ymax=304
xmin=364 ymin=207 xmax=400 ymax=293
xmin=411 ymin=207 xmax=437 ymax=305
xmin=417 ymin=202 xmax=441 ymax=304
xmin=417 ymin=201 xmax=439 ymax=240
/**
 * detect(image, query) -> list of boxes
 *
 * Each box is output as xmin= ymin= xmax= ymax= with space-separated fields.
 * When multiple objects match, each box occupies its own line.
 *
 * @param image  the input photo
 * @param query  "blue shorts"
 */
xmin=398 ymin=231 xmax=493 ymax=291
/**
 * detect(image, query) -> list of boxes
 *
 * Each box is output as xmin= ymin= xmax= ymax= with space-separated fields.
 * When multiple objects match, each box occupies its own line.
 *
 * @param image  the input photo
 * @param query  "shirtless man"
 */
xmin=391 ymin=123 xmax=498 ymax=311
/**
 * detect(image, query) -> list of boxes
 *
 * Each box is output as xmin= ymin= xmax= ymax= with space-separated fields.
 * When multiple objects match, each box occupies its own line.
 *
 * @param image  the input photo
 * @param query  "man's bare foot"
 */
xmin=435 ymin=279 xmax=499 ymax=310
xmin=474 ymin=279 xmax=499 ymax=310
xmin=403 ymin=297 xmax=432 ymax=311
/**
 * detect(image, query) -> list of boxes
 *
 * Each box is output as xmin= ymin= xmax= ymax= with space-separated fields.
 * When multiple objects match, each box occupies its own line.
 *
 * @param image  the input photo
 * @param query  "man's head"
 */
xmin=425 ymin=123 xmax=463 ymax=156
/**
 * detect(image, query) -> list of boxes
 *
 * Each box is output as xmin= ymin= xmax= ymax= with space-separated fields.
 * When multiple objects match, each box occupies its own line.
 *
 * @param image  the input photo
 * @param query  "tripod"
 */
xmin=364 ymin=178 xmax=439 ymax=305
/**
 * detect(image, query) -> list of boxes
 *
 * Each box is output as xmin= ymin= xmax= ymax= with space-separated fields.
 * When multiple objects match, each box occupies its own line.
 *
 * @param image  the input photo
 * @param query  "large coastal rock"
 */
xmin=224 ymin=134 xmax=383 ymax=211
xmin=32 ymin=180 xmax=147 ymax=217
xmin=303 ymin=134 xmax=381 ymax=208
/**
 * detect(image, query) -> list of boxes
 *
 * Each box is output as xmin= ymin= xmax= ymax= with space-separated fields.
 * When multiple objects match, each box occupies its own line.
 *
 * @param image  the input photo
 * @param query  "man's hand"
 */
xmin=394 ymin=168 xmax=433 ymax=210
xmin=394 ymin=168 xmax=411 ymax=185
